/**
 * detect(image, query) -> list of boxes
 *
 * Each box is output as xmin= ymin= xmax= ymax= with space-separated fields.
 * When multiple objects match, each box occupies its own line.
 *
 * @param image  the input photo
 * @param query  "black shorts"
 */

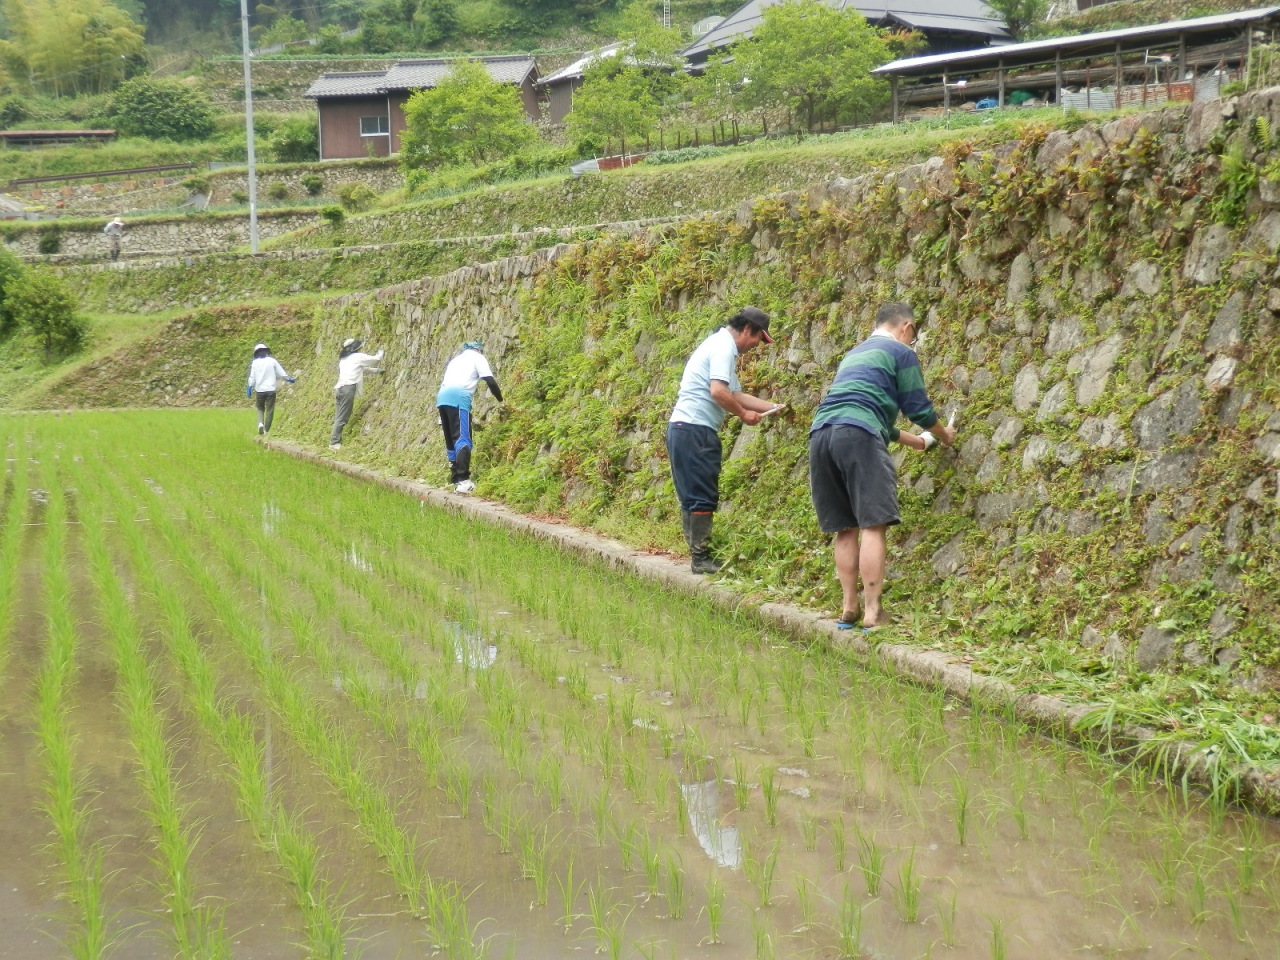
xmin=809 ymin=424 xmax=900 ymax=533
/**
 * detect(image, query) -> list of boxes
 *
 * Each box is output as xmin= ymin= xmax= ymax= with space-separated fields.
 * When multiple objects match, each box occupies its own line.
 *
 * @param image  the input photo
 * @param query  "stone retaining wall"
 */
xmin=6 ymin=210 xmax=323 ymax=258
xmin=13 ymin=159 xmax=402 ymax=218
xmin=274 ymin=91 xmax=1280 ymax=705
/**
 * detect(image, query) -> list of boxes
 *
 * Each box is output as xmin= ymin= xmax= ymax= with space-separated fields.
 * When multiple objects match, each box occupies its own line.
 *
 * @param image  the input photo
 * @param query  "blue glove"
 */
xmin=247 ymin=385 xmax=253 ymax=398
xmin=287 ymin=377 xmax=296 ymax=383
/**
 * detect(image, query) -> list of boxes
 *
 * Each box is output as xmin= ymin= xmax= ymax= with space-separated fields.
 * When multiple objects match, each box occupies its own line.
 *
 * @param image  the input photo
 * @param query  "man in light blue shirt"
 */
xmin=667 ymin=306 xmax=778 ymax=574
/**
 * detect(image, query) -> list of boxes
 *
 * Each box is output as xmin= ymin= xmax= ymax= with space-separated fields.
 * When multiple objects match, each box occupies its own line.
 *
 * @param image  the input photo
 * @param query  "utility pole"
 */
xmin=239 ymin=0 xmax=259 ymax=254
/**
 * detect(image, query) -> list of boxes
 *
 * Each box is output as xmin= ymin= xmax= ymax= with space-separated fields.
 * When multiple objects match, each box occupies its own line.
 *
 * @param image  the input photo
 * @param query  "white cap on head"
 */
xmin=254 ymin=342 xmax=268 ymax=351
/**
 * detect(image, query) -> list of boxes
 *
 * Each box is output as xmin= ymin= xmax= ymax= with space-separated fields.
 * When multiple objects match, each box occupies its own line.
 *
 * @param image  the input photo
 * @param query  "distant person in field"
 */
xmin=667 ymin=306 xmax=779 ymax=574
xmin=331 ymin=337 xmax=384 ymax=450
xmin=104 ymin=217 xmax=124 ymax=262
xmin=808 ymin=301 xmax=956 ymax=632
xmin=436 ymin=340 xmax=502 ymax=494
xmin=246 ymin=342 xmax=295 ymax=436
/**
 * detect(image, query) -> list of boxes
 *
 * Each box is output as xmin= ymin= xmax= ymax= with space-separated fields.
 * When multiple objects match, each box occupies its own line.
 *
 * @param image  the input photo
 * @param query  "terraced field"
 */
xmin=1 ymin=410 xmax=1277 ymax=960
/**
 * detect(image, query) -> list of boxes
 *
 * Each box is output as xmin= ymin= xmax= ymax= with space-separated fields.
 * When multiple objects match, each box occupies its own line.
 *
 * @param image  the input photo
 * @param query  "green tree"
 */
xmin=419 ymin=0 xmax=457 ymax=44
xmin=400 ymin=58 xmax=537 ymax=169
xmin=265 ymin=114 xmax=319 ymax=161
xmin=567 ymin=2 xmax=686 ymax=154
xmin=0 ymin=0 xmax=145 ymax=96
xmin=8 ymin=270 xmax=86 ymax=361
xmin=986 ymin=0 xmax=1047 ymax=40
xmin=0 ymin=247 xmax=26 ymax=337
xmin=109 ymin=76 xmax=217 ymax=141
xmin=729 ymin=0 xmax=893 ymax=132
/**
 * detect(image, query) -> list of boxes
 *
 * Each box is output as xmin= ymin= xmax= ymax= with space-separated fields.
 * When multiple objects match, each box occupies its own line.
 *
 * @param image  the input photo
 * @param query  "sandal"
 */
xmin=835 ymin=609 xmax=860 ymax=630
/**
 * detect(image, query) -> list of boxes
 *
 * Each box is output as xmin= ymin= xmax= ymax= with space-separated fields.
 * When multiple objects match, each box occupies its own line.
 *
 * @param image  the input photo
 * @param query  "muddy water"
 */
xmin=3 ymin=423 xmax=1280 ymax=960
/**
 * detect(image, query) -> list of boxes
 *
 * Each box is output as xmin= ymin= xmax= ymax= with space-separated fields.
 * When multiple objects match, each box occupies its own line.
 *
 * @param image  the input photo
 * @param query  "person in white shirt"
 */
xmin=104 ymin=217 xmax=124 ymax=262
xmin=667 ymin=306 xmax=778 ymax=574
xmin=246 ymin=342 xmax=295 ymax=435
xmin=331 ymin=337 xmax=384 ymax=449
xmin=435 ymin=340 xmax=503 ymax=493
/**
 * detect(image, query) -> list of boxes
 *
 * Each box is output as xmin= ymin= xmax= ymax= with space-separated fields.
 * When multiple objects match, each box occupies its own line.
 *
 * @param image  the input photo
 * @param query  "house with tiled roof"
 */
xmin=305 ymin=56 xmax=539 ymax=161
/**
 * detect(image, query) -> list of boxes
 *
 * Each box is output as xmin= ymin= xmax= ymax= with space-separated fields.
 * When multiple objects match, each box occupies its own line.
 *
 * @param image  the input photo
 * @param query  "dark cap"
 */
xmin=734 ymin=306 xmax=774 ymax=344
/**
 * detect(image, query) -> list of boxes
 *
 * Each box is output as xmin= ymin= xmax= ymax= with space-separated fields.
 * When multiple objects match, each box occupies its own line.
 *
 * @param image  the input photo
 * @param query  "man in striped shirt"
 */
xmin=809 ymin=302 xmax=956 ymax=630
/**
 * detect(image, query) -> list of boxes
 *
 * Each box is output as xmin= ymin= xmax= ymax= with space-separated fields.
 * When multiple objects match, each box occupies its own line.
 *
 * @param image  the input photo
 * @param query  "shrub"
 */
xmin=231 ymin=190 xmax=249 ymax=204
xmin=321 ymin=205 xmax=345 ymax=228
xmin=181 ymin=175 xmax=210 ymax=194
xmin=266 ymin=115 xmax=319 ymax=163
xmin=268 ymin=182 xmax=290 ymax=201
xmin=8 ymin=270 xmax=86 ymax=361
xmin=0 ymin=248 xmax=26 ymax=336
xmin=335 ymin=181 xmax=378 ymax=212
xmin=300 ymin=173 xmax=325 ymax=196
xmin=0 ymin=95 xmax=29 ymax=128
xmin=37 ymin=228 xmax=62 ymax=255
xmin=109 ymin=77 xmax=217 ymax=141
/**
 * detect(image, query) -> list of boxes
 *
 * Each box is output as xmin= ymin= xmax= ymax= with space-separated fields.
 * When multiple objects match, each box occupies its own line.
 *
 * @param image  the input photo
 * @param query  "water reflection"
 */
xmin=447 ymin=620 xmax=497 ymax=671
xmin=681 ymin=780 xmax=740 ymax=869
xmin=261 ymin=501 xmax=282 ymax=535
xmin=346 ymin=543 xmax=372 ymax=573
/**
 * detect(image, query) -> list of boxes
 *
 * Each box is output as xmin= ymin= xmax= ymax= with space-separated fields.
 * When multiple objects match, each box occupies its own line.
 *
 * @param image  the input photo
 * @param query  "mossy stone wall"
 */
xmin=278 ymin=93 xmax=1280 ymax=704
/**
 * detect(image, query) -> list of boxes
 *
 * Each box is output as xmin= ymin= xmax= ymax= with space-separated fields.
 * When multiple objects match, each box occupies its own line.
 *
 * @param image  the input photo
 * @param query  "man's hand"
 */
xmin=740 ymin=409 xmax=763 ymax=426
xmin=932 ymin=423 xmax=957 ymax=447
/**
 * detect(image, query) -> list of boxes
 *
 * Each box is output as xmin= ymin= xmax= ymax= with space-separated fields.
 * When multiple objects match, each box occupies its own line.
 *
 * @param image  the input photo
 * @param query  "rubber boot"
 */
xmin=688 ymin=512 xmax=721 ymax=575
xmin=680 ymin=509 xmax=692 ymax=551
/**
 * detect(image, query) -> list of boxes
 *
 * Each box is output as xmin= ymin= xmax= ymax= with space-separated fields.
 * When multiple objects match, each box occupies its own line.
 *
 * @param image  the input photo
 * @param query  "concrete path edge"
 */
xmin=264 ymin=439 xmax=1280 ymax=814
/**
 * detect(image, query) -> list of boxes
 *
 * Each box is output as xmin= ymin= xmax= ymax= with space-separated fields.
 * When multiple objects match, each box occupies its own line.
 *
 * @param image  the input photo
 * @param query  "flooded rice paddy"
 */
xmin=0 ymin=410 xmax=1278 ymax=960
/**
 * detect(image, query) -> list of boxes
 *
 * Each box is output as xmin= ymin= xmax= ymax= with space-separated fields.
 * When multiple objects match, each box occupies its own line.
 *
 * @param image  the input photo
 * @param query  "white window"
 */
xmin=360 ymin=115 xmax=389 ymax=135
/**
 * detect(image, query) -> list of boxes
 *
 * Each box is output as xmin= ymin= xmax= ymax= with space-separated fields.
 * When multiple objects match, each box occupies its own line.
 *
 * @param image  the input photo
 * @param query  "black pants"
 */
xmin=255 ymin=391 xmax=276 ymax=432
xmin=666 ymin=421 xmax=722 ymax=513
xmin=438 ymin=405 xmax=472 ymax=482
xmin=332 ymin=384 xmax=357 ymax=444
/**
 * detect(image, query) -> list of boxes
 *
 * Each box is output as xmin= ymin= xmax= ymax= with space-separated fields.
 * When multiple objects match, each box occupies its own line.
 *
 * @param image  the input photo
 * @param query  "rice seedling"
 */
xmin=587 ymin=884 xmax=629 ymax=960
xmin=702 ymin=877 xmax=725 ymax=943
xmin=989 ymin=916 xmax=1009 ymax=960
xmin=537 ymin=752 xmax=565 ymax=811
xmin=794 ymin=873 xmax=817 ymax=932
xmin=893 ymin=847 xmax=922 ymax=922
xmin=856 ymin=827 xmax=886 ymax=897
xmin=641 ymin=831 xmax=662 ymax=898
xmin=743 ymin=836 xmax=779 ymax=907
xmin=1225 ymin=889 xmax=1248 ymax=941
xmin=829 ymin=814 xmax=848 ymax=872
xmin=1187 ymin=860 xmax=1209 ymax=924
xmin=835 ymin=882 xmax=864 ymax=958
xmin=445 ymin=760 xmax=473 ymax=818
xmin=665 ymin=856 xmax=686 ymax=919
xmin=937 ymin=890 xmax=959 ymax=947
xmin=592 ymin=785 xmax=611 ymax=846
xmin=953 ymin=776 xmax=971 ymax=846
xmin=733 ymin=755 xmax=751 ymax=810
xmin=760 ymin=766 xmax=779 ymax=827
xmin=615 ymin=819 xmax=637 ymax=872
xmin=752 ymin=911 xmax=774 ymax=960
xmin=800 ymin=814 xmax=819 ymax=851
xmin=555 ymin=855 xmax=585 ymax=933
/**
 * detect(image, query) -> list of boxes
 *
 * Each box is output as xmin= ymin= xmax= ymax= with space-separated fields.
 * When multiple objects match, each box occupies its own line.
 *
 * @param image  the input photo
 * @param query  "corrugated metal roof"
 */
xmin=683 ymin=0 xmax=1007 ymax=60
xmin=537 ymin=43 xmax=624 ymax=87
xmin=305 ymin=56 xmax=537 ymax=99
xmin=874 ymin=6 xmax=1280 ymax=74
xmin=305 ymin=71 xmax=387 ymax=98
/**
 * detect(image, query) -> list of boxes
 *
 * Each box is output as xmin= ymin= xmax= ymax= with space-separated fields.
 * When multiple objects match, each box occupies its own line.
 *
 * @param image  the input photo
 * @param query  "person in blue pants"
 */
xmin=436 ymin=341 xmax=503 ymax=493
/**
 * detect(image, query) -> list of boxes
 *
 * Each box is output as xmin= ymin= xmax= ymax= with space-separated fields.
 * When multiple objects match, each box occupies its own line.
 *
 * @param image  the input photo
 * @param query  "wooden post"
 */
xmin=1246 ymin=27 xmax=1254 ymax=90
xmin=1086 ymin=64 xmax=1092 ymax=109
xmin=1178 ymin=32 xmax=1187 ymax=78
xmin=998 ymin=60 xmax=1005 ymax=107
xmin=1056 ymin=51 xmax=1064 ymax=108
xmin=891 ymin=75 xmax=899 ymax=123
xmin=943 ymin=72 xmax=950 ymax=114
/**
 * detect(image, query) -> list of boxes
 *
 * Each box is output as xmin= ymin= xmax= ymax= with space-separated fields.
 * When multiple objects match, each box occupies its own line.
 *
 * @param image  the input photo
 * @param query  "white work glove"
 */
xmin=920 ymin=431 xmax=938 ymax=451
